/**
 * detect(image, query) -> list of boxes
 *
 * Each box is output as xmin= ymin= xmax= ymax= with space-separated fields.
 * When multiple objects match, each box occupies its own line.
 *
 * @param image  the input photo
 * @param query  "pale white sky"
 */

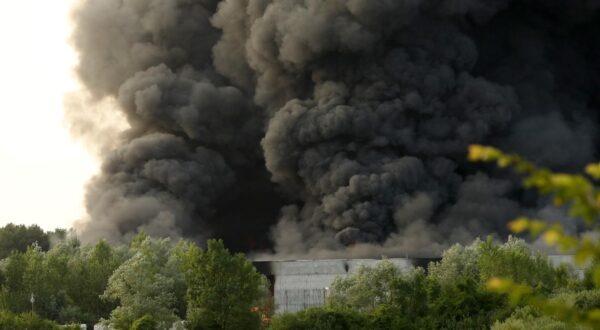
xmin=0 ymin=0 xmax=98 ymax=231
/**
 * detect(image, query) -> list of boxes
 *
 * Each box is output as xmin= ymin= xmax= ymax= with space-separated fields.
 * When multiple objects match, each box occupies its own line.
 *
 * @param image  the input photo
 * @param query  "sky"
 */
xmin=0 ymin=0 xmax=97 ymax=231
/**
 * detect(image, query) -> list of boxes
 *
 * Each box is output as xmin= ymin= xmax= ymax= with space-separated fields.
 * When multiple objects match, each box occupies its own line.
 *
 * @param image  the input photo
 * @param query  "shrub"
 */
xmin=429 ymin=236 xmax=572 ymax=292
xmin=130 ymin=315 xmax=157 ymax=330
xmin=327 ymin=261 xmax=426 ymax=313
xmin=366 ymin=305 xmax=412 ymax=330
xmin=573 ymin=289 xmax=600 ymax=311
xmin=0 ymin=311 xmax=61 ymax=330
xmin=478 ymin=237 xmax=570 ymax=292
xmin=491 ymin=306 xmax=578 ymax=330
xmin=423 ymin=277 xmax=510 ymax=330
xmin=269 ymin=308 xmax=366 ymax=330
xmin=428 ymin=240 xmax=481 ymax=284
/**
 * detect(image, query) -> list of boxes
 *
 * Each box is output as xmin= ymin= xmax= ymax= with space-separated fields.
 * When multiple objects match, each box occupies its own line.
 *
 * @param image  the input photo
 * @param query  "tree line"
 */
xmin=0 ymin=225 xmax=597 ymax=329
xmin=0 ymin=229 xmax=267 ymax=329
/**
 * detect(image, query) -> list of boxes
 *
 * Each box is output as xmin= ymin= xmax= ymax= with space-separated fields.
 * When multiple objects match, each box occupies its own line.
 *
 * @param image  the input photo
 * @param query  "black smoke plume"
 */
xmin=69 ymin=0 xmax=599 ymax=256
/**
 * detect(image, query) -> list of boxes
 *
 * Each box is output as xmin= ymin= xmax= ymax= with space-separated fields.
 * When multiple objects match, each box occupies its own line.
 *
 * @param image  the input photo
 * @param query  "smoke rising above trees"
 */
xmin=69 ymin=0 xmax=599 ymax=255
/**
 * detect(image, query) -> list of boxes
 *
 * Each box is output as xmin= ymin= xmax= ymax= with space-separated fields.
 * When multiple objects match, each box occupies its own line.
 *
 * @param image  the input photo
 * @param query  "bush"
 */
xmin=478 ymin=237 xmax=570 ymax=292
xmin=573 ymin=289 xmax=600 ymax=311
xmin=187 ymin=306 xmax=261 ymax=330
xmin=491 ymin=306 xmax=577 ymax=330
xmin=130 ymin=315 xmax=157 ymax=330
xmin=326 ymin=259 xmax=510 ymax=329
xmin=0 ymin=311 xmax=61 ymax=330
xmin=366 ymin=305 xmax=412 ymax=330
xmin=269 ymin=308 xmax=366 ymax=330
xmin=422 ymin=277 xmax=510 ymax=329
xmin=429 ymin=236 xmax=572 ymax=292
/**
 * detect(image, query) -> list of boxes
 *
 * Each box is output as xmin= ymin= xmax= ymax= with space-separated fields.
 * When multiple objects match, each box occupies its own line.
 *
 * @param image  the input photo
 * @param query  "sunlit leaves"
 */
xmin=486 ymin=278 xmax=531 ymax=305
xmin=507 ymin=217 xmax=546 ymax=236
xmin=507 ymin=218 xmax=529 ymax=234
xmin=469 ymin=144 xmax=600 ymax=329
xmin=486 ymin=277 xmax=600 ymax=328
xmin=585 ymin=163 xmax=600 ymax=180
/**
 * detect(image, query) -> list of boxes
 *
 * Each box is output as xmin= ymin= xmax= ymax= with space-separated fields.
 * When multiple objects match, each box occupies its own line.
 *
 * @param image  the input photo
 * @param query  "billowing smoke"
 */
xmin=69 ymin=0 xmax=599 ymax=256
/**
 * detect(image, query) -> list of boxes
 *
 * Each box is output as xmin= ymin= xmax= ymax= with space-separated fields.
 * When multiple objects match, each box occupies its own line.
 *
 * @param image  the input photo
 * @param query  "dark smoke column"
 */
xmin=212 ymin=0 xmax=599 ymax=255
xmin=71 ymin=0 xmax=599 ymax=255
xmin=71 ymin=0 xmax=282 ymax=248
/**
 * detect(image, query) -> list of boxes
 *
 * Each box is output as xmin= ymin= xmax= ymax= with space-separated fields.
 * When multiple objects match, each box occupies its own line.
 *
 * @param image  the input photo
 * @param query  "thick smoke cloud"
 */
xmin=70 ymin=0 xmax=599 ymax=256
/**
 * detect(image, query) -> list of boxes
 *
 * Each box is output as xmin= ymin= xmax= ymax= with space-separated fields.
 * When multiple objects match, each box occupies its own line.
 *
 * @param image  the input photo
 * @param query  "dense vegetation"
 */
xmin=0 ymin=223 xmax=596 ymax=329
xmin=0 ymin=229 xmax=268 ymax=330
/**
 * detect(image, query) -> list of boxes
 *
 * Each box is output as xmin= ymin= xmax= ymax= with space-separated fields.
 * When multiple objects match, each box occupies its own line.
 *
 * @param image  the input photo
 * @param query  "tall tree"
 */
xmin=0 ymin=224 xmax=49 ymax=259
xmin=102 ymin=235 xmax=185 ymax=330
xmin=180 ymin=239 xmax=268 ymax=330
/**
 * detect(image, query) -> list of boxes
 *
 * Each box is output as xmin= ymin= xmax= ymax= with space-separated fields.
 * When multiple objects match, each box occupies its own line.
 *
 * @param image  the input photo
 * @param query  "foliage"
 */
xmin=423 ymin=277 xmax=510 ymax=329
xmin=428 ymin=240 xmax=481 ymax=284
xmin=63 ymin=324 xmax=84 ymax=330
xmin=63 ymin=239 xmax=126 ymax=325
xmin=365 ymin=305 xmax=411 ymax=330
xmin=130 ymin=314 xmax=157 ymax=330
xmin=428 ymin=236 xmax=570 ymax=292
xmin=0 ymin=238 xmax=125 ymax=326
xmin=478 ymin=236 xmax=570 ymax=291
xmin=469 ymin=144 xmax=600 ymax=327
xmin=102 ymin=234 xmax=185 ymax=330
xmin=0 ymin=311 xmax=61 ymax=330
xmin=572 ymin=289 xmax=600 ymax=311
xmin=328 ymin=261 xmax=428 ymax=317
xmin=326 ymin=260 xmax=510 ymax=329
xmin=491 ymin=306 xmax=575 ymax=330
xmin=180 ymin=239 xmax=268 ymax=330
xmin=269 ymin=308 xmax=366 ymax=330
xmin=0 ymin=223 xmax=49 ymax=260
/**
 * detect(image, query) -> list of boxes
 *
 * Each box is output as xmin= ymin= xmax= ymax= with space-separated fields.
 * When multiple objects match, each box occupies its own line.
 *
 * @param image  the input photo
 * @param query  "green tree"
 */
xmin=60 ymin=239 xmax=125 ymax=326
xmin=0 ymin=251 xmax=29 ymax=312
xmin=180 ymin=239 xmax=268 ymax=330
xmin=325 ymin=258 xmax=510 ymax=329
xmin=102 ymin=235 xmax=185 ymax=330
xmin=469 ymin=144 xmax=600 ymax=327
xmin=427 ymin=241 xmax=481 ymax=285
xmin=327 ymin=261 xmax=427 ymax=316
xmin=0 ymin=311 xmax=61 ymax=330
xmin=423 ymin=277 xmax=509 ymax=329
xmin=477 ymin=236 xmax=570 ymax=291
xmin=429 ymin=237 xmax=571 ymax=292
xmin=0 ymin=224 xmax=49 ymax=259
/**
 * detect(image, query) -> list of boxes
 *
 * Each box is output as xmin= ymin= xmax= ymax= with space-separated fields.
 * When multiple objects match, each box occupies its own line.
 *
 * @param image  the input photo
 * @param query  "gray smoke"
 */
xmin=70 ymin=0 xmax=599 ymax=255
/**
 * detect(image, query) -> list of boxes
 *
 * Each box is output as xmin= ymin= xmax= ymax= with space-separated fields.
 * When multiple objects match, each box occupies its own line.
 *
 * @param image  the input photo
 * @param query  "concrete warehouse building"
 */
xmin=254 ymin=256 xmax=582 ymax=314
